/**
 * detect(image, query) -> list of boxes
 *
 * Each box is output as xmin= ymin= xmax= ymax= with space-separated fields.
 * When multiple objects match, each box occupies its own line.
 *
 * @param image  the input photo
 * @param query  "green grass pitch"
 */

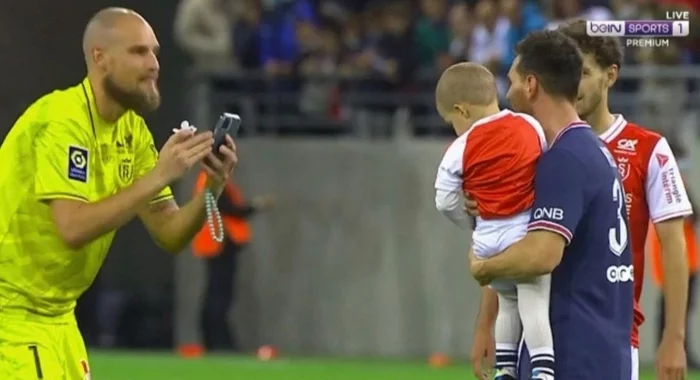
xmin=90 ymin=350 xmax=700 ymax=380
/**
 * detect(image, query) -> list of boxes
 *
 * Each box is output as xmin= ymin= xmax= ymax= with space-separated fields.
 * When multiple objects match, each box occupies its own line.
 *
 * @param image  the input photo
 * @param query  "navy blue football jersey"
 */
xmin=520 ymin=122 xmax=634 ymax=380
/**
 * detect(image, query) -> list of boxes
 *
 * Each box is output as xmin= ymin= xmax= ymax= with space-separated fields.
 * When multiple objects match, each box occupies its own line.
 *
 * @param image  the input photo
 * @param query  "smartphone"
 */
xmin=211 ymin=113 xmax=241 ymax=154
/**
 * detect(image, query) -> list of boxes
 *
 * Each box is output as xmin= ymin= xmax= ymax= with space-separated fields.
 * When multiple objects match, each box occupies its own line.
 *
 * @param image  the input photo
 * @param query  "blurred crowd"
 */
xmin=175 ymin=0 xmax=700 ymax=70
xmin=174 ymin=0 xmax=700 ymax=135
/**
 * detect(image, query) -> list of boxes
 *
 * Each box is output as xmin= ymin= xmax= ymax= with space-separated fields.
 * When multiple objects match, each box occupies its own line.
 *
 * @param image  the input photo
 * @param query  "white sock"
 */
xmin=494 ymin=292 xmax=521 ymax=376
xmin=518 ymin=274 xmax=555 ymax=379
xmin=529 ymin=347 xmax=555 ymax=380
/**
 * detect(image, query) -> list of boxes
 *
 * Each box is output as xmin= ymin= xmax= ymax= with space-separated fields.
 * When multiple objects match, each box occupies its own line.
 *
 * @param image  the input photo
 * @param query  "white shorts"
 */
xmin=631 ymin=346 xmax=639 ymax=380
xmin=473 ymin=210 xmax=530 ymax=297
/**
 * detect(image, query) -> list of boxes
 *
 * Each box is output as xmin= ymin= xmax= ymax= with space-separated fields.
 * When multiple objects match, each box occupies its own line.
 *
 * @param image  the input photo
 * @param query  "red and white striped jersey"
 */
xmin=600 ymin=114 xmax=693 ymax=348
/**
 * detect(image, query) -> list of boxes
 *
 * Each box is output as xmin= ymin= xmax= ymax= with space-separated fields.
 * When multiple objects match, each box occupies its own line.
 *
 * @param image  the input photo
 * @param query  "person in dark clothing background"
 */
xmin=192 ymin=171 xmax=274 ymax=351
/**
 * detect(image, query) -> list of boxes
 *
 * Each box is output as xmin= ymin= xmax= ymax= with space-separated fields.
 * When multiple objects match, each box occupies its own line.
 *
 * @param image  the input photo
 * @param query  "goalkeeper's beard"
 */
xmin=103 ymin=75 xmax=161 ymax=116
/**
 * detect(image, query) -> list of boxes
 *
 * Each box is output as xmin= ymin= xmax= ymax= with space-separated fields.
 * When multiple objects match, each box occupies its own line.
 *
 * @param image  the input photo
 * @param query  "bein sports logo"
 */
xmin=606 ymin=265 xmax=634 ymax=283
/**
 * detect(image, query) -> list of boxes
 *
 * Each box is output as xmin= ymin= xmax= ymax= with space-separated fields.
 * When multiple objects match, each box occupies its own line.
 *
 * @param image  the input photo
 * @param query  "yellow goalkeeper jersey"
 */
xmin=0 ymin=78 xmax=173 ymax=320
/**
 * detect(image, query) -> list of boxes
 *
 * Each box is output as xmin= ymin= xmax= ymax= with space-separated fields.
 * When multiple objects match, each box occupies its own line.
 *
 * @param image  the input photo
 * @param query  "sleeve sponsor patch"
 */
xmin=68 ymin=145 xmax=89 ymax=182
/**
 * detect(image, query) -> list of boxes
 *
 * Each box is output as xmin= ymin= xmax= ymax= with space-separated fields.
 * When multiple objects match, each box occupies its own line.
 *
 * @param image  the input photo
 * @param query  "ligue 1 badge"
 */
xmin=68 ymin=145 xmax=89 ymax=182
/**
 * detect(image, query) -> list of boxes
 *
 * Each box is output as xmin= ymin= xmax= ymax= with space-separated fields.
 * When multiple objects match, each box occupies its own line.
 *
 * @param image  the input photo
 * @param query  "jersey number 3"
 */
xmin=609 ymin=178 xmax=628 ymax=256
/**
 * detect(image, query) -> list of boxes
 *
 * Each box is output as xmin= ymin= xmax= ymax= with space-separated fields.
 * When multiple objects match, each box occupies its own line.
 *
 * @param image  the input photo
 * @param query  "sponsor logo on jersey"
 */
xmin=624 ymin=193 xmax=633 ymax=217
xmin=607 ymin=265 xmax=634 ymax=283
xmin=616 ymin=138 xmax=638 ymax=153
xmin=656 ymin=153 xmax=669 ymax=167
xmin=124 ymin=133 xmax=133 ymax=149
xmin=616 ymin=156 xmax=631 ymax=180
xmin=68 ymin=145 xmax=89 ymax=182
xmin=533 ymin=207 xmax=564 ymax=221
xmin=661 ymin=167 xmax=682 ymax=204
xmin=116 ymin=133 xmax=134 ymax=153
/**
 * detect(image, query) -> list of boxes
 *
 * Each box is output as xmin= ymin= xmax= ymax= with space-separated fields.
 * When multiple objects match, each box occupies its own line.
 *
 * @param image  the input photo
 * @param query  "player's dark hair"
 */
xmin=515 ymin=30 xmax=583 ymax=102
xmin=557 ymin=19 xmax=624 ymax=69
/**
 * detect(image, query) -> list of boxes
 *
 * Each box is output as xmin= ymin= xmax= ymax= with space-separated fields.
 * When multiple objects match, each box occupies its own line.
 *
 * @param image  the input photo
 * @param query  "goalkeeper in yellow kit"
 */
xmin=0 ymin=8 xmax=237 ymax=380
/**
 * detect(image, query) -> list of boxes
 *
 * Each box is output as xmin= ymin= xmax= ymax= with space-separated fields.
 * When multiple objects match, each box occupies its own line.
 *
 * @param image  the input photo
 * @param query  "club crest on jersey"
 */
xmin=118 ymin=157 xmax=133 ymax=183
xmin=617 ymin=157 xmax=631 ymax=180
xmin=68 ymin=145 xmax=89 ymax=182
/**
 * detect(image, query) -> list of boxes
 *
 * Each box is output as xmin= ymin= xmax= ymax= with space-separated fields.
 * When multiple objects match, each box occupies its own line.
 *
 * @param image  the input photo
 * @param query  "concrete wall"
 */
xmin=174 ymin=139 xmax=700 ymax=363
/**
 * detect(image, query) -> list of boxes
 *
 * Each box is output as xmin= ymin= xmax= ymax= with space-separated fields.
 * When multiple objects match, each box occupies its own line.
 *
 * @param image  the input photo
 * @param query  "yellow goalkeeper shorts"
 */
xmin=0 ymin=316 xmax=91 ymax=380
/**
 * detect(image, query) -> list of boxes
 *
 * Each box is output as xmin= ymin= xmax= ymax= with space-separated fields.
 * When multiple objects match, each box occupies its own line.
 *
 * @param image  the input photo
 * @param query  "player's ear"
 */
xmin=605 ymin=64 xmax=619 ymax=87
xmin=93 ymin=48 xmax=108 ymax=71
xmin=525 ymin=74 xmax=538 ymax=100
xmin=453 ymin=104 xmax=469 ymax=119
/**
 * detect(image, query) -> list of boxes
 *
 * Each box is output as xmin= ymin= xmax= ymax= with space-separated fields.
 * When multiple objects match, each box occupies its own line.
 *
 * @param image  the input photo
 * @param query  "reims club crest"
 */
xmin=617 ymin=157 xmax=631 ymax=180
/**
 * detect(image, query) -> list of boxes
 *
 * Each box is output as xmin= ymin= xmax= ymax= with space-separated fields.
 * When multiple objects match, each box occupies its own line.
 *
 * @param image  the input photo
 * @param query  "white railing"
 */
xmin=186 ymin=65 xmax=700 ymax=137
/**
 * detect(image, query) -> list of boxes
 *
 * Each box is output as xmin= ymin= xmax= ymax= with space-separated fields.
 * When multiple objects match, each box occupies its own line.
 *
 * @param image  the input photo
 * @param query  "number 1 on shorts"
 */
xmin=28 ymin=345 xmax=43 ymax=379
